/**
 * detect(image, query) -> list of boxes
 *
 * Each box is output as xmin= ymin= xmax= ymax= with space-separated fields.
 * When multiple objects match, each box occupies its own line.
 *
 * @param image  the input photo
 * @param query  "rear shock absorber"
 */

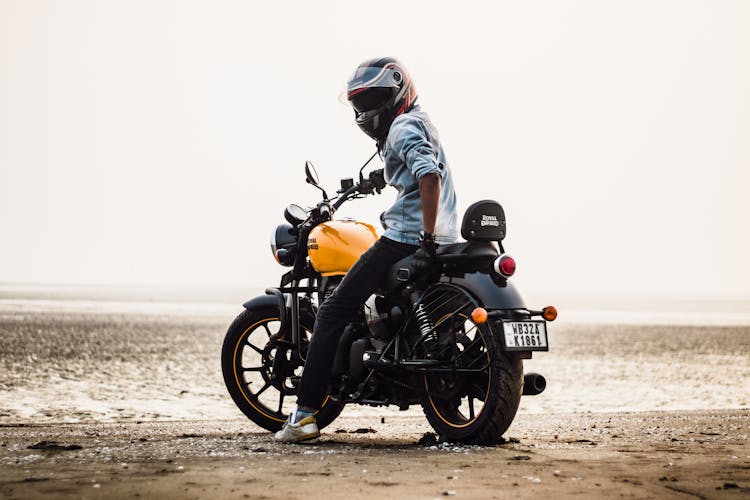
xmin=414 ymin=302 xmax=438 ymax=358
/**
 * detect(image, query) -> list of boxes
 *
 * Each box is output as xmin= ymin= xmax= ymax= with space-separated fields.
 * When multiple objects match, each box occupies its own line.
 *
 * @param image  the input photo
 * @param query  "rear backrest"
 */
xmin=460 ymin=200 xmax=506 ymax=241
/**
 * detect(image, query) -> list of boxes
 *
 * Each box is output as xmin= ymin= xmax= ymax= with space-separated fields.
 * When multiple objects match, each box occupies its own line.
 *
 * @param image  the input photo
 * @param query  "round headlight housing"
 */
xmin=270 ymin=223 xmax=296 ymax=266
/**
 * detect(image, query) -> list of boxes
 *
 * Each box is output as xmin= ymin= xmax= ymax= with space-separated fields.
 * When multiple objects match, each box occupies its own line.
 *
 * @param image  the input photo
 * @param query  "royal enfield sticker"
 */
xmin=481 ymin=215 xmax=500 ymax=227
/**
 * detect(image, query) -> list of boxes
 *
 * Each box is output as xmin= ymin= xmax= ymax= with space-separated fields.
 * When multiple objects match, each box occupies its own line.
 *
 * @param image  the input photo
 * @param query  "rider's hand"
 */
xmin=369 ymin=169 xmax=386 ymax=193
xmin=412 ymin=232 xmax=437 ymax=276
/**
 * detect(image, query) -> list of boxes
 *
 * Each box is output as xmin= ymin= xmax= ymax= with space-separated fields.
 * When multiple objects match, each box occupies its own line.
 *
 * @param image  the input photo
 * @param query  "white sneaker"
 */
xmin=274 ymin=414 xmax=320 ymax=443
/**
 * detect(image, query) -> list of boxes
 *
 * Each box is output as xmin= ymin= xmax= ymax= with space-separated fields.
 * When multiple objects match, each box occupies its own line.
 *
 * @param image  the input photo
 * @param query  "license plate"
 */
xmin=501 ymin=321 xmax=549 ymax=351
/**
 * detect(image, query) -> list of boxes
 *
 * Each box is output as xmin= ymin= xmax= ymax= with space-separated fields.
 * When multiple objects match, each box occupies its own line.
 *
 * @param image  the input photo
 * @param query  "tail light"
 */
xmin=493 ymin=254 xmax=516 ymax=278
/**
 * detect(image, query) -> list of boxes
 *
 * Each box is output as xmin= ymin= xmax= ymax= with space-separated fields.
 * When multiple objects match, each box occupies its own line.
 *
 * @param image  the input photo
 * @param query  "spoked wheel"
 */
xmin=418 ymin=284 xmax=523 ymax=444
xmin=221 ymin=307 xmax=343 ymax=432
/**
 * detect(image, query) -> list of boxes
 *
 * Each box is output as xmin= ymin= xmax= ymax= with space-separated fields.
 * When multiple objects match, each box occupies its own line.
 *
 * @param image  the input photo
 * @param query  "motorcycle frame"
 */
xmin=244 ymin=170 xmax=546 ymax=403
xmin=264 ymin=269 xmax=497 ymax=390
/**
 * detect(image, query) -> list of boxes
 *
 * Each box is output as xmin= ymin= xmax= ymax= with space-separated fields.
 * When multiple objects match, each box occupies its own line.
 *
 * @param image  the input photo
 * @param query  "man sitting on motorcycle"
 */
xmin=276 ymin=57 xmax=459 ymax=442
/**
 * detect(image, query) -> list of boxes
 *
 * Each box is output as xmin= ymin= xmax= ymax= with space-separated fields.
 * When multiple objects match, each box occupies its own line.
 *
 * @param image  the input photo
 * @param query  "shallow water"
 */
xmin=0 ymin=300 xmax=748 ymax=424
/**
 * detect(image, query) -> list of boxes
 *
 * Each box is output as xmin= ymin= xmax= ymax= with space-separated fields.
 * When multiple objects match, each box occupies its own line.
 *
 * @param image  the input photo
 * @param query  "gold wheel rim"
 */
xmin=232 ymin=315 xmax=329 ymax=423
xmin=424 ymin=314 xmax=492 ymax=429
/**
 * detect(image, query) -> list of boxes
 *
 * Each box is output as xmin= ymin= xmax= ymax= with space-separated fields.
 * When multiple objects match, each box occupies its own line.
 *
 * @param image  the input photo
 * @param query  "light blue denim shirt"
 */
xmin=381 ymin=105 xmax=458 ymax=246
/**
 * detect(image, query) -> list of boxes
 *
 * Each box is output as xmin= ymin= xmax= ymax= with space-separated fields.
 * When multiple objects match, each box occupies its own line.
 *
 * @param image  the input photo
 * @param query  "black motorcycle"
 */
xmin=221 ymin=160 xmax=555 ymax=443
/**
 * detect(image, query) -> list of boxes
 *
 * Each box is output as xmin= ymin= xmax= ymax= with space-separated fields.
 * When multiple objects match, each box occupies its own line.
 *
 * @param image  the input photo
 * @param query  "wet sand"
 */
xmin=1 ymin=304 xmax=749 ymax=497
xmin=1 ymin=411 xmax=748 ymax=499
xmin=2 ymin=309 xmax=748 ymax=422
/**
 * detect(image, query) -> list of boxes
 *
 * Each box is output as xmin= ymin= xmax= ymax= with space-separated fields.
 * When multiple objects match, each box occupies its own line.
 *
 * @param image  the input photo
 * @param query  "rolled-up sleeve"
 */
xmin=389 ymin=118 xmax=441 ymax=180
xmin=380 ymin=106 xmax=457 ymax=245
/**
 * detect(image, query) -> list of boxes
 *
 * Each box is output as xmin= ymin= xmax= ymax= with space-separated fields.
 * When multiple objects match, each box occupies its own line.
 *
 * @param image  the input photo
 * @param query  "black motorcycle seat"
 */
xmin=436 ymin=241 xmax=498 ymax=261
xmin=380 ymin=241 xmax=499 ymax=292
xmin=436 ymin=242 xmax=469 ymax=255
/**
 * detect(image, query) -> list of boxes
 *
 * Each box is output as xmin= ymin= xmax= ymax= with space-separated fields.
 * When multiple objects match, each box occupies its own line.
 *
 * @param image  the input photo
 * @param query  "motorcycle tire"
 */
xmin=421 ymin=318 xmax=523 ymax=444
xmin=221 ymin=307 xmax=344 ymax=432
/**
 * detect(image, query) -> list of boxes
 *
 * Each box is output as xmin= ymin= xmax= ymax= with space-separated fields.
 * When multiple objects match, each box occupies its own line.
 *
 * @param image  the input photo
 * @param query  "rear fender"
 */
xmin=444 ymin=273 xmax=526 ymax=310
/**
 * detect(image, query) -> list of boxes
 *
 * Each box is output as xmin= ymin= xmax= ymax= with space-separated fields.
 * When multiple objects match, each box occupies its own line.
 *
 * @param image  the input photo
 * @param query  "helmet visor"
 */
xmin=346 ymin=66 xmax=404 ymax=98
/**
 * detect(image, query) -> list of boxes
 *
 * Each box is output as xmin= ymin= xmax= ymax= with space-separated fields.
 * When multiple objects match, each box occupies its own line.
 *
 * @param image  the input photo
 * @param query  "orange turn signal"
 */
xmin=542 ymin=306 xmax=558 ymax=321
xmin=471 ymin=307 xmax=488 ymax=324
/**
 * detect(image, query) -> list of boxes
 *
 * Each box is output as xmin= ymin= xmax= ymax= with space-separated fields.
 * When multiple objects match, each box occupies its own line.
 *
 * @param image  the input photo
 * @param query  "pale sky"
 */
xmin=1 ymin=1 xmax=749 ymax=299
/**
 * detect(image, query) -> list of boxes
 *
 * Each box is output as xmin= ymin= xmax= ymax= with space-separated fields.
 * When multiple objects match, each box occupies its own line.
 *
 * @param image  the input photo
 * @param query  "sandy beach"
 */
xmin=1 ymin=411 xmax=748 ymax=499
xmin=3 ymin=0 xmax=750 ymax=496
xmin=1 ymin=300 xmax=749 ymax=498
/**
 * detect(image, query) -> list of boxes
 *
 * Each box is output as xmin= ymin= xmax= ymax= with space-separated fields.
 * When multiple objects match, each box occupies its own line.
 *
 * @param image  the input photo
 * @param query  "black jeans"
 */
xmin=297 ymin=236 xmax=418 ymax=409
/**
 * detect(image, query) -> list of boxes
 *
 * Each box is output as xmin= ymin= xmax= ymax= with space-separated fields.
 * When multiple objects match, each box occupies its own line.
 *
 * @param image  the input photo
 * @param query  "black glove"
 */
xmin=412 ymin=232 xmax=437 ymax=276
xmin=369 ymin=169 xmax=386 ymax=193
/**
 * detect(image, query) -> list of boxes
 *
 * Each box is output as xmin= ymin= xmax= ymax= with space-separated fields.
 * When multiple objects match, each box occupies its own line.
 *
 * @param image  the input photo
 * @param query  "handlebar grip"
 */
xmin=369 ymin=168 xmax=386 ymax=190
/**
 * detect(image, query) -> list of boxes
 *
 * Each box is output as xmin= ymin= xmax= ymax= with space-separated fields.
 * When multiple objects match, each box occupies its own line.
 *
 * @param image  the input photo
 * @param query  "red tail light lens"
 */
xmin=500 ymin=256 xmax=516 ymax=276
xmin=493 ymin=254 xmax=516 ymax=277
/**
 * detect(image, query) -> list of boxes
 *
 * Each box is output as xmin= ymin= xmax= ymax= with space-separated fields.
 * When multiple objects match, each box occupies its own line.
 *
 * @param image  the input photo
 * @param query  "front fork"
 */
xmin=265 ymin=279 xmax=318 ymax=366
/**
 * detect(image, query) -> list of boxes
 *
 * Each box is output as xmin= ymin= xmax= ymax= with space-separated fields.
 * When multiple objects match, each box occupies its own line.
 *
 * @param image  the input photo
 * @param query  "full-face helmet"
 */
xmin=346 ymin=57 xmax=418 ymax=144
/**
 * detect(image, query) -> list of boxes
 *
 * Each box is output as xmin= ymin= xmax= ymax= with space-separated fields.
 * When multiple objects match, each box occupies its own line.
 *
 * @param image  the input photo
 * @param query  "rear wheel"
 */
xmin=221 ymin=307 xmax=343 ymax=432
xmin=419 ymin=285 xmax=523 ymax=444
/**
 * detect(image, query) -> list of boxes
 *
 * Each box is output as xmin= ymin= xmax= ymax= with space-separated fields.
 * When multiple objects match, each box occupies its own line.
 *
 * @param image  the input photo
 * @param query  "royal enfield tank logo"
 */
xmin=481 ymin=215 xmax=500 ymax=227
xmin=307 ymin=237 xmax=318 ymax=250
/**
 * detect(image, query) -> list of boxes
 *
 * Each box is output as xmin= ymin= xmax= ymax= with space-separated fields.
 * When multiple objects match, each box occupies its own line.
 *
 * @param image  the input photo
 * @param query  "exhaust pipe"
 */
xmin=522 ymin=373 xmax=546 ymax=396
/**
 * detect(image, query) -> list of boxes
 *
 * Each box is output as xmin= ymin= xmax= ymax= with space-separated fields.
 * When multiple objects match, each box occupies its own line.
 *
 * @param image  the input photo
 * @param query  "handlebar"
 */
xmin=332 ymin=168 xmax=385 ymax=210
xmin=291 ymin=167 xmax=385 ymax=275
xmin=332 ymin=183 xmax=360 ymax=210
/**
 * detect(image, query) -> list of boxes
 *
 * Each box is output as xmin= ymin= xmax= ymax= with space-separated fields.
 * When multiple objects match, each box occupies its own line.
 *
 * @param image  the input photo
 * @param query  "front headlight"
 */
xmin=270 ymin=223 xmax=296 ymax=266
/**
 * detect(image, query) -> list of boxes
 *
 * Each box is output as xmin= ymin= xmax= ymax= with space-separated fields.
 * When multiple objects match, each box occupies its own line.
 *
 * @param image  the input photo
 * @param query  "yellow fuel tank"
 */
xmin=308 ymin=220 xmax=378 ymax=276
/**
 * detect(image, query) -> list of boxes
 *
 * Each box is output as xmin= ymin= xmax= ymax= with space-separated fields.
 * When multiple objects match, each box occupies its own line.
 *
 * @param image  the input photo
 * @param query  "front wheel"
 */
xmin=221 ymin=307 xmax=343 ymax=432
xmin=418 ymin=285 xmax=523 ymax=444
